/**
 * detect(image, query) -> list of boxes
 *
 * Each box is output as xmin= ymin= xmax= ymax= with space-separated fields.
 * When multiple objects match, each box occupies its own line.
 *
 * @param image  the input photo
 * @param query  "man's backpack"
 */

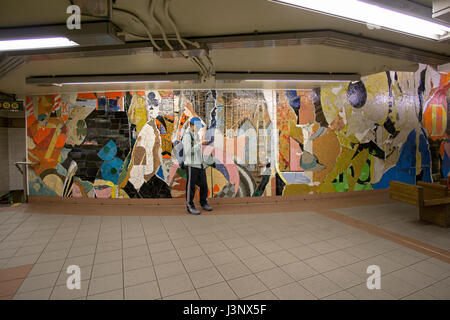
xmin=177 ymin=131 xmax=194 ymax=170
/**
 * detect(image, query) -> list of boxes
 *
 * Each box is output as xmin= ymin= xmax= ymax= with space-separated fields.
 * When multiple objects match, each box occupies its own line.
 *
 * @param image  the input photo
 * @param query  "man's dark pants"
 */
xmin=185 ymin=166 xmax=208 ymax=207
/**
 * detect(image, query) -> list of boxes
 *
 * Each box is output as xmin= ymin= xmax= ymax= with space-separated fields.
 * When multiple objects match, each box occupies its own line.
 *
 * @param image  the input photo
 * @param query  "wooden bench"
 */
xmin=389 ymin=180 xmax=450 ymax=228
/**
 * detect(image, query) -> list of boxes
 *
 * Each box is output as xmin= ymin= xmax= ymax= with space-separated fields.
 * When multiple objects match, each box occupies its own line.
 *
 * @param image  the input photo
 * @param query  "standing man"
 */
xmin=182 ymin=117 xmax=213 ymax=215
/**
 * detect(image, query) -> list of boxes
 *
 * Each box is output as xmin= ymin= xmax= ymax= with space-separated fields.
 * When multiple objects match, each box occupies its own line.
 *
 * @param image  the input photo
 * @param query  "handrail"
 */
xmin=14 ymin=161 xmax=39 ymax=203
xmin=14 ymin=161 xmax=39 ymax=175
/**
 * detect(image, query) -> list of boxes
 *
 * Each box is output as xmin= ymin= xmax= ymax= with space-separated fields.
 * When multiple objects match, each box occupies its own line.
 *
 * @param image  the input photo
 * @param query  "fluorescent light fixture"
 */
xmin=270 ymin=0 xmax=450 ymax=40
xmin=0 ymin=37 xmax=79 ymax=52
xmin=26 ymin=73 xmax=200 ymax=86
xmin=245 ymin=79 xmax=350 ymax=82
xmin=215 ymin=72 xmax=360 ymax=82
xmin=61 ymin=81 xmax=170 ymax=85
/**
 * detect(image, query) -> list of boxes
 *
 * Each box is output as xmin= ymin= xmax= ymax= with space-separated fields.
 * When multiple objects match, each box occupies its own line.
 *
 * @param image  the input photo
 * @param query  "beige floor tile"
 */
xmin=242 ymin=290 xmax=278 ymax=300
xmin=50 ymin=280 xmax=89 ymax=300
xmin=410 ymin=260 xmax=450 ymax=281
xmin=266 ymin=250 xmax=299 ymax=266
xmin=96 ymin=240 xmax=122 ymax=253
xmin=243 ymin=234 xmax=270 ymax=245
xmin=281 ymin=261 xmax=319 ymax=281
xmin=14 ymin=244 xmax=46 ymax=257
xmin=390 ymin=267 xmax=436 ymax=289
xmin=37 ymin=249 xmax=69 ymax=264
xmin=300 ymin=275 xmax=342 ymax=298
xmin=288 ymin=245 xmax=321 ymax=261
xmin=91 ymin=260 xmax=123 ymax=278
xmin=197 ymin=282 xmax=238 ymax=300
xmin=347 ymin=283 xmax=396 ymax=300
xmin=228 ymin=274 xmax=267 ymax=298
xmin=17 ymin=272 xmax=59 ymax=293
xmin=44 ymin=240 xmax=73 ymax=252
xmin=0 ymin=248 xmax=19 ymax=259
xmin=254 ymin=241 xmax=283 ymax=255
xmin=195 ymin=233 xmax=220 ymax=244
xmin=402 ymin=290 xmax=436 ymax=300
xmin=322 ymin=290 xmax=357 ymax=300
xmin=148 ymin=241 xmax=174 ymax=254
xmin=124 ymin=266 xmax=156 ymax=287
xmin=146 ymin=233 xmax=170 ymax=244
xmin=323 ymin=267 xmax=364 ymax=289
xmin=343 ymin=245 xmax=378 ymax=260
xmin=4 ymin=253 xmax=40 ymax=268
xmin=122 ymin=237 xmax=147 ymax=249
xmin=309 ymin=241 xmax=339 ymax=254
xmin=88 ymin=273 xmax=123 ymax=296
xmin=172 ymin=237 xmax=198 ymax=250
xmin=94 ymin=249 xmax=122 ymax=264
xmin=324 ymin=250 xmax=360 ymax=267
xmin=216 ymin=260 xmax=252 ymax=281
xmin=158 ymin=273 xmax=194 ymax=297
xmin=123 ymin=255 xmax=152 ymax=271
xmin=67 ymin=245 xmax=96 ymax=258
xmin=13 ymin=287 xmax=53 ymax=300
xmin=123 ymin=245 xmax=150 ymax=259
xmin=243 ymin=255 xmax=276 ymax=273
xmin=255 ymin=267 xmax=294 ymax=289
xmin=177 ymin=245 xmax=205 ymax=260
xmin=87 ymin=289 xmax=124 ymax=300
xmin=304 ymin=255 xmax=340 ymax=273
xmin=154 ymin=260 xmax=186 ymax=279
xmin=189 ymin=267 xmax=224 ymax=288
xmin=273 ymin=237 xmax=302 ymax=250
xmin=423 ymin=281 xmax=450 ymax=300
xmin=182 ymin=255 xmax=213 ymax=273
xmin=208 ymin=250 xmax=239 ymax=266
xmin=152 ymin=249 xmax=180 ymax=265
xmin=124 ymin=281 xmax=161 ymax=300
xmin=223 ymin=237 xmax=250 ymax=249
xmin=383 ymin=249 xmax=427 ymax=267
xmin=271 ymin=282 xmax=316 ymax=300
xmin=164 ymin=290 xmax=200 ymax=300
xmin=29 ymin=259 xmax=65 ymax=277
xmin=232 ymin=246 xmax=261 ymax=260
xmin=379 ymin=274 xmax=420 ymax=299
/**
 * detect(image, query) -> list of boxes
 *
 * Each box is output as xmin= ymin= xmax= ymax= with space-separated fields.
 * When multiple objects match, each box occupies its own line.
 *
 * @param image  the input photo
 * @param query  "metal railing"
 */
xmin=14 ymin=160 xmax=39 ymax=203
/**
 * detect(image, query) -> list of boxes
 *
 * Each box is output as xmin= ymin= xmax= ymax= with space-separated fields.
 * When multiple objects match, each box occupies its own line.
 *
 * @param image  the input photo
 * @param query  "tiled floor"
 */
xmin=335 ymin=202 xmax=450 ymax=250
xmin=0 ymin=200 xmax=449 ymax=300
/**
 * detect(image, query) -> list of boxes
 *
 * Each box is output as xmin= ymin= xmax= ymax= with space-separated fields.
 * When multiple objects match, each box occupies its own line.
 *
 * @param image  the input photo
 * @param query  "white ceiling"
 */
xmin=0 ymin=0 xmax=449 ymax=94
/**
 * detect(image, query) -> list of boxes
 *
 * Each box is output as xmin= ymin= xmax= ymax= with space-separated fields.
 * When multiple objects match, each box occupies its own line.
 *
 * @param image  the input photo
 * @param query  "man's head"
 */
xmin=189 ymin=117 xmax=204 ymax=131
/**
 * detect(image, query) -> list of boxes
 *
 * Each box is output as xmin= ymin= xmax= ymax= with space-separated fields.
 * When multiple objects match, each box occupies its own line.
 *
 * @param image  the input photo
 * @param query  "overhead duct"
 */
xmin=5 ymin=42 xmax=153 ymax=61
xmin=191 ymin=30 xmax=450 ymax=66
xmin=215 ymin=72 xmax=360 ymax=82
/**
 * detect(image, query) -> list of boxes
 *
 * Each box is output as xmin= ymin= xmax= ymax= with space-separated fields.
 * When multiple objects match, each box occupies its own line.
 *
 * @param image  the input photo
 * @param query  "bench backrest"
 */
xmin=389 ymin=181 xmax=423 ymax=206
xmin=417 ymin=181 xmax=448 ymax=200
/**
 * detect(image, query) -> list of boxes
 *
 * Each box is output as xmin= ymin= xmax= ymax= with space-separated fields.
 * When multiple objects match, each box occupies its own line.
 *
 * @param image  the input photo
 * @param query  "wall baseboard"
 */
xmin=28 ymin=189 xmax=388 ymax=207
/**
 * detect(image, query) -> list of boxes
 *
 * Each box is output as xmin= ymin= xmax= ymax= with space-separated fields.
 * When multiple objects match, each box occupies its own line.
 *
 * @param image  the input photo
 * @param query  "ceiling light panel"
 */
xmin=270 ymin=0 xmax=450 ymax=40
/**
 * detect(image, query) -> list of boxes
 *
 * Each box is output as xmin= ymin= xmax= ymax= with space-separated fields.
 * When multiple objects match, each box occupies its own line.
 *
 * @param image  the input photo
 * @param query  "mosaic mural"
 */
xmin=26 ymin=67 xmax=450 ymax=199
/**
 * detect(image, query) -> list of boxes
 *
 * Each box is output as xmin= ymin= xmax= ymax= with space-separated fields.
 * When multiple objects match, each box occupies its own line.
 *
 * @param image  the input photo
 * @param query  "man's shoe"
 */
xmin=187 ymin=206 xmax=201 ymax=215
xmin=201 ymin=204 xmax=213 ymax=211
